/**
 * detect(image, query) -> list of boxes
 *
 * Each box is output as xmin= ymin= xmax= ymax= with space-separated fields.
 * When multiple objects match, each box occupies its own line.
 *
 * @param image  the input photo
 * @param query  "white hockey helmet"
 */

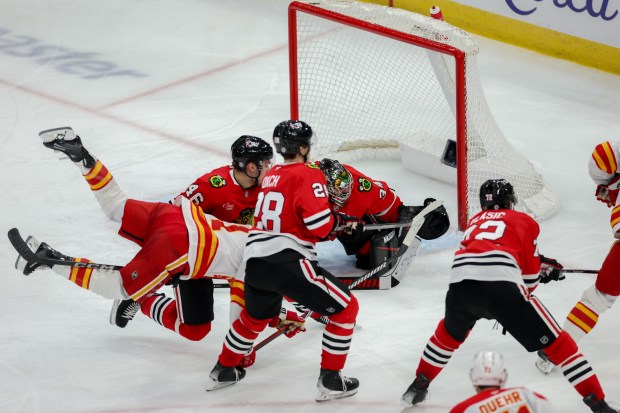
xmin=469 ymin=351 xmax=508 ymax=388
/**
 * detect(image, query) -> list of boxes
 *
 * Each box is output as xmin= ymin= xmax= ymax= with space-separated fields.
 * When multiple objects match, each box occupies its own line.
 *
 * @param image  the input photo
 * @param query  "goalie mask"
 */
xmin=231 ymin=135 xmax=273 ymax=171
xmin=470 ymin=351 xmax=508 ymax=388
xmin=272 ymin=120 xmax=315 ymax=156
xmin=479 ymin=179 xmax=517 ymax=210
xmin=320 ymin=158 xmax=352 ymax=207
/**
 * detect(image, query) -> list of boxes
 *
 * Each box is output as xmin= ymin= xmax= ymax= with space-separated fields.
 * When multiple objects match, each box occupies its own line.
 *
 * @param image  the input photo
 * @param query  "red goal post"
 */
xmin=287 ymin=0 xmax=560 ymax=230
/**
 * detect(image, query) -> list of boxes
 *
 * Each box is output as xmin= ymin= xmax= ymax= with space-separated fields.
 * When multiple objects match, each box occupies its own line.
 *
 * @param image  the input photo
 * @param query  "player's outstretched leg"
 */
xmin=14 ymin=235 xmax=73 ymax=275
xmin=110 ymin=299 xmax=141 ymax=328
xmin=40 ymin=127 xmax=96 ymax=169
xmin=316 ymin=369 xmax=359 ymax=402
xmin=401 ymin=373 xmax=430 ymax=406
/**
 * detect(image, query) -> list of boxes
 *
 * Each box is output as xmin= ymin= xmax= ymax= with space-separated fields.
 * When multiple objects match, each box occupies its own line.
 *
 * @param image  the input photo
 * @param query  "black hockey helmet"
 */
xmin=479 ymin=179 xmax=517 ymax=210
xmin=272 ymin=120 xmax=315 ymax=156
xmin=231 ymin=135 xmax=273 ymax=171
xmin=319 ymin=158 xmax=352 ymax=207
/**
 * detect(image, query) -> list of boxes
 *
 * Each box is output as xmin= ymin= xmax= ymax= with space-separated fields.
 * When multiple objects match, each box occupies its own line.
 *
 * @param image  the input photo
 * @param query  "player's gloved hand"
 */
xmin=237 ymin=348 xmax=256 ymax=368
xmin=327 ymin=212 xmax=363 ymax=240
xmin=398 ymin=198 xmax=449 ymax=240
xmin=595 ymin=175 xmax=620 ymax=207
xmin=539 ymin=255 xmax=565 ymax=283
xmin=269 ymin=308 xmax=307 ymax=338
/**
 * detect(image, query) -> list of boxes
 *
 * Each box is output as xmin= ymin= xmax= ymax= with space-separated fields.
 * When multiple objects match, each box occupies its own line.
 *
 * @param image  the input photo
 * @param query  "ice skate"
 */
xmin=315 ymin=369 xmax=359 ymax=402
xmin=535 ymin=350 xmax=554 ymax=374
xmin=206 ymin=362 xmax=246 ymax=391
xmin=401 ymin=372 xmax=430 ymax=407
xmin=40 ymin=127 xmax=96 ymax=169
xmin=110 ymin=299 xmax=141 ymax=328
xmin=584 ymin=394 xmax=620 ymax=413
xmin=14 ymin=235 xmax=71 ymax=276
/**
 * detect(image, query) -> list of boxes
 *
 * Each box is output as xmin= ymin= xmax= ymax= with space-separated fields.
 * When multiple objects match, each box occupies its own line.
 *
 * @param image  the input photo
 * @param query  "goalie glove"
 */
xmin=595 ymin=175 xmax=620 ymax=207
xmin=268 ymin=308 xmax=307 ymax=338
xmin=539 ymin=255 xmax=565 ymax=284
xmin=398 ymin=198 xmax=449 ymax=240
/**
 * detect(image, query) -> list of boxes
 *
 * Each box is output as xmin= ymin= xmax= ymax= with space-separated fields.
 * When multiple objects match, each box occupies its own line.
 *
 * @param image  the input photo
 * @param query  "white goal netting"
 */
xmin=290 ymin=0 xmax=560 ymax=228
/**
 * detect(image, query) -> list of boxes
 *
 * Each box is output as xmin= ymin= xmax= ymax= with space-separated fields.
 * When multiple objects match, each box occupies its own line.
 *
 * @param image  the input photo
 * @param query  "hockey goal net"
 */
xmin=288 ymin=0 xmax=560 ymax=230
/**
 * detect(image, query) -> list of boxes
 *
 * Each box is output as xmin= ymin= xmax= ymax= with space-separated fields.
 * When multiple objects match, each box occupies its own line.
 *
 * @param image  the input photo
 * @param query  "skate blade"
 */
xmin=39 ymin=127 xmax=74 ymax=143
xmin=315 ymin=388 xmax=358 ymax=402
xmin=110 ymin=299 xmax=121 ymax=326
xmin=205 ymin=378 xmax=239 ymax=392
xmin=401 ymin=389 xmax=427 ymax=407
xmin=535 ymin=357 xmax=554 ymax=375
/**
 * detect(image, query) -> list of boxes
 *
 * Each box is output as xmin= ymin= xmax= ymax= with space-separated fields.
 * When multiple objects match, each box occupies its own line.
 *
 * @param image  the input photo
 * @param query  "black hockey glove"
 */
xmin=539 ymin=255 xmax=565 ymax=284
xmin=398 ymin=198 xmax=449 ymax=240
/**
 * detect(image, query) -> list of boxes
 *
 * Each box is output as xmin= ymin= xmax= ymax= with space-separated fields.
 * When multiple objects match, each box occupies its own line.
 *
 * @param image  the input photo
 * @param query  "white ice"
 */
xmin=0 ymin=1 xmax=619 ymax=412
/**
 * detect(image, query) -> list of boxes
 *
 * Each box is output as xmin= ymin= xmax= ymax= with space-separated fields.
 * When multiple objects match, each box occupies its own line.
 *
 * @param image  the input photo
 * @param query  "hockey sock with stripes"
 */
xmin=544 ymin=331 xmax=605 ymax=400
xmin=218 ymin=310 xmax=269 ymax=367
xmin=416 ymin=319 xmax=464 ymax=381
xmin=140 ymin=293 xmax=212 ymax=341
xmin=321 ymin=295 xmax=359 ymax=370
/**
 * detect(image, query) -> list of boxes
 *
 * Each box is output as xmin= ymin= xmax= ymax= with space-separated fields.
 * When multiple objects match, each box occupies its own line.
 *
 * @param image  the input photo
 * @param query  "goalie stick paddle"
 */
xmin=253 ymin=199 xmax=444 ymax=351
xmin=7 ymin=228 xmax=231 ymax=288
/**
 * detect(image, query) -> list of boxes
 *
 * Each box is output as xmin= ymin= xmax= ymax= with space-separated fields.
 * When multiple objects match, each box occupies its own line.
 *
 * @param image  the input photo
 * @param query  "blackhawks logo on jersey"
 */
xmin=236 ymin=207 xmax=255 ymax=226
xmin=209 ymin=175 xmax=226 ymax=188
xmin=307 ymin=162 xmax=320 ymax=169
xmin=357 ymin=177 xmax=372 ymax=192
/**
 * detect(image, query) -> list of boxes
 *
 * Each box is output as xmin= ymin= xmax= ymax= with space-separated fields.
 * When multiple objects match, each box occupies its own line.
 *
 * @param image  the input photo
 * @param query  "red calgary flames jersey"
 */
xmin=174 ymin=165 xmax=259 ymax=225
xmin=253 ymin=162 xmax=335 ymax=245
xmin=333 ymin=164 xmax=402 ymax=222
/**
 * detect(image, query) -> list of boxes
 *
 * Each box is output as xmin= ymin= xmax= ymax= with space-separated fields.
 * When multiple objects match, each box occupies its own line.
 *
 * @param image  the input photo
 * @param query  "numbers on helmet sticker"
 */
xmin=312 ymin=183 xmax=328 ymax=198
xmin=463 ymin=220 xmax=506 ymax=241
xmin=255 ymin=191 xmax=285 ymax=232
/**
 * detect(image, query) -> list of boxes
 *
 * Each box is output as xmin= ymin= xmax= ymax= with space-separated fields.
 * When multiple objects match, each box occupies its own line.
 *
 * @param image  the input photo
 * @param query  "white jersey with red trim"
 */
xmin=589 ymin=141 xmax=620 ymax=235
xmin=450 ymin=209 xmax=542 ymax=292
xmin=245 ymin=162 xmax=336 ymax=261
xmin=179 ymin=197 xmax=249 ymax=281
xmin=449 ymin=387 xmax=555 ymax=413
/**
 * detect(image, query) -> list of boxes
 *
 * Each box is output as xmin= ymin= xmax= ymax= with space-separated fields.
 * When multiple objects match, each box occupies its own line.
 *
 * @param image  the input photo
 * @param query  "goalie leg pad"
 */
xmin=369 ymin=229 xmax=398 ymax=269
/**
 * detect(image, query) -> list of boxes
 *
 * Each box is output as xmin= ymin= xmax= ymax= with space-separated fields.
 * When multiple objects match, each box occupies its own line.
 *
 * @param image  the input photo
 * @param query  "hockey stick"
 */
xmin=334 ymin=221 xmax=413 ymax=233
xmin=563 ymin=269 xmax=598 ymax=274
xmin=7 ymin=228 xmax=231 ymax=288
xmin=253 ymin=200 xmax=443 ymax=351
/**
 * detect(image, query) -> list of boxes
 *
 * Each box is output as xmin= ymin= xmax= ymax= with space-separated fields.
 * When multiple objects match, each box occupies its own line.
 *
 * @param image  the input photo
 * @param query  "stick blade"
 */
xmin=7 ymin=228 xmax=39 ymax=262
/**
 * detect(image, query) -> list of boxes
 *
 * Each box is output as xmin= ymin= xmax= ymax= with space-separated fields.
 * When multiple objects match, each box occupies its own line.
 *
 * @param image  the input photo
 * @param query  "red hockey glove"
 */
xmin=595 ymin=175 xmax=620 ymax=207
xmin=539 ymin=255 xmax=565 ymax=284
xmin=269 ymin=308 xmax=307 ymax=338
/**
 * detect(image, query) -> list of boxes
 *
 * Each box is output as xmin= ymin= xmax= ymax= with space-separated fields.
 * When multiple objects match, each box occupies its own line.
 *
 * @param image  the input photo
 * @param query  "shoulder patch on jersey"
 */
xmin=357 ymin=177 xmax=372 ymax=192
xmin=209 ymin=175 xmax=227 ymax=188
xmin=306 ymin=162 xmax=320 ymax=169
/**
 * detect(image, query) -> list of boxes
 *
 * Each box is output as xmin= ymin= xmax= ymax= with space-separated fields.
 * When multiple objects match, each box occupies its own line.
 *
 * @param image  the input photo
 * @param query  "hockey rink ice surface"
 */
xmin=1 ymin=1 xmax=619 ymax=412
